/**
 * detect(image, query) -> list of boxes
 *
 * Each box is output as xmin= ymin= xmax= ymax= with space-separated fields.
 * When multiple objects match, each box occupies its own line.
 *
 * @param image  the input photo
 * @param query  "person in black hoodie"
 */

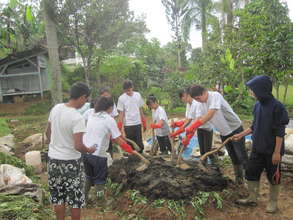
xmin=233 ymin=75 xmax=289 ymax=213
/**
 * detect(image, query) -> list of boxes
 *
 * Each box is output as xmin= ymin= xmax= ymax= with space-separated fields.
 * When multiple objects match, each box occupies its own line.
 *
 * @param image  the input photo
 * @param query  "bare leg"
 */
xmin=54 ymin=204 xmax=65 ymax=220
xmin=71 ymin=208 xmax=81 ymax=220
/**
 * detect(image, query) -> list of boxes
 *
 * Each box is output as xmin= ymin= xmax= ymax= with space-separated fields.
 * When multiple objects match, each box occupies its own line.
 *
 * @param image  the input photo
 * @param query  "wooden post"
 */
xmin=37 ymin=56 xmax=44 ymax=99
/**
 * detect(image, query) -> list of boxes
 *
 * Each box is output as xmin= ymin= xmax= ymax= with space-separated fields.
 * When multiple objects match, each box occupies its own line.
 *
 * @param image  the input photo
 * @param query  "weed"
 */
xmin=152 ymin=199 xmax=166 ymax=208
xmin=191 ymin=191 xmax=224 ymax=217
xmin=105 ymin=178 xmax=123 ymax=196
xmin=0 ymin=152 xmax=35 ymax=177
xmin=129 ymin=190 xmax=148 ymax=205
xmin=167 ymin=200 xmax=186 ymax=218
xmin=0 ymin=118 xmax=10 ymax=137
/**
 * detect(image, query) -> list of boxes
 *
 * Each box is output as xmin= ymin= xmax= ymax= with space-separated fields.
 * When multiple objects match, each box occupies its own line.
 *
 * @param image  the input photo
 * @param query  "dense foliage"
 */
xmin=0 ymin=0 xmax=292 ymax=113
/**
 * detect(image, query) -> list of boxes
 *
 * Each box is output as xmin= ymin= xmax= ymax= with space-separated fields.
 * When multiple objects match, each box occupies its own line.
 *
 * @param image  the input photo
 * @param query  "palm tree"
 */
xmin=182 ymin=0 xmax=213 ymax=51
xmin=162 ymin=0 xmax=189 ymax=70
xmin=42 ymin=0 xmax=62 ymax=104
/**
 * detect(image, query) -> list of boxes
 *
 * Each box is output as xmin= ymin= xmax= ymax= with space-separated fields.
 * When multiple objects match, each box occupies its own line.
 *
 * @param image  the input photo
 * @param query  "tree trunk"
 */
xmin=283 ymin=77 xmax=289 ymax=103
xmin=201 ymin=1 xmax=207 ymax=51
xmin=43 ymin=0 xmax=62 ymax=104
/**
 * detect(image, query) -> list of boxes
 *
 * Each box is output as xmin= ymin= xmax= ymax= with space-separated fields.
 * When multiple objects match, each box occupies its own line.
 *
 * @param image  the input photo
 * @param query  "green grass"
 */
xmin=0 ymin=118 xmax=10 ymax=137
xmin=273 ymin=84 xmax=293 ymax=105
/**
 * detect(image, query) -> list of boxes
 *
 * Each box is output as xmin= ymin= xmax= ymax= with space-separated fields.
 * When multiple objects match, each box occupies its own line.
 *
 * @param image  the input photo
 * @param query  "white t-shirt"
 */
xmin=117 ymin=92 xmax=144 ymax=126
xmin=152 ymin=106 xmax=170 ymax=136
xmin=186 ymin=100 xmax=213 ymax=130
xmin=201 ymin=91 xmax=241 ymax=136
xmin=48 ymin=104 xmax=86 ymax=160
xmin=77 ymin=102 xmax=91 ymax=115
xmin=83 ymin=103 xmax=118 ymax=121
xmin=83 ymin=112 xmax=121 ymax=157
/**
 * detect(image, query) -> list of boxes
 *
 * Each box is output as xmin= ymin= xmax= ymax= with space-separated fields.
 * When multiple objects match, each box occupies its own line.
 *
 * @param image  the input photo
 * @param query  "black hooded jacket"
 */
xmin=246 ymin=75 xmax=289 ymax=155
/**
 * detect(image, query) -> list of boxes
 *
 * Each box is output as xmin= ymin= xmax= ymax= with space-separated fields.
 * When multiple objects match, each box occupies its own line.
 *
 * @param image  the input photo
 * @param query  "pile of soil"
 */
xmin=108 ymin=155 xmax=228 ymax=200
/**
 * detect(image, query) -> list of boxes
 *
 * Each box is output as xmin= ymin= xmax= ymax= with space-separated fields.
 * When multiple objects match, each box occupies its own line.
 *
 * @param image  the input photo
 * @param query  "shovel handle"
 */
xmin=200 ymin=137 xmax=232 ymax=161
xmin=124 ymin=137 xmax=141 ymax=151
xmin=176 ymin=145 xmax=185 ymax=166
xmin=132 ymin=151 xmax=150 ymax=165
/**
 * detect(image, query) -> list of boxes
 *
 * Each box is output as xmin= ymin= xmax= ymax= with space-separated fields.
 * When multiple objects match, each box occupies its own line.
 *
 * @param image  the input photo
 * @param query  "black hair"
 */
xmin=146 ymin=94 xmax=157 ymax=106
xmin=178 ymin=88 xmax=189 ymax=99
xmin=123 ymin=79 xmax=133 ymax=90
xmin=188 ymin=85 xmax=206 ymax=98
xmin=99 ymin=87 xmax=111 ymax=95
xmin=70 ymin=82 xmax=90 ymax=99
xmin=94 ymin=96 xmax=114 ymax=113
xmin=90 ymin=101 xmax=95 ymax=108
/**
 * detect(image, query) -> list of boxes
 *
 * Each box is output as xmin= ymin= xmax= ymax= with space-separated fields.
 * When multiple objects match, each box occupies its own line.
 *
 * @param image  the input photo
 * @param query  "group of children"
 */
xmin=46 ymin=75 xmax=289 ymax=220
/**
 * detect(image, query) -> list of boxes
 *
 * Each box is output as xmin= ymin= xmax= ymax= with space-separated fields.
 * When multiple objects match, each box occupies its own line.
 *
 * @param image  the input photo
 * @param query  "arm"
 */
xmin=45 ymin=122 xmax=51 ymax=144
xmin=113 ymin=135 xmax=135 ymax=154
xmin=232 ymin=128 xmax=252 ymax=141
xmin=151 ymin=119 xmax=164 ymax=129
xmin=73 ymin=132 xmax=95 ymax=154
xmin=272 ymin=136 xmax=283 ymax=165
xmin=185 ymin=109 xmax=217 ymax=134
xmin=117 ymin=110 xmax=124 ymax=131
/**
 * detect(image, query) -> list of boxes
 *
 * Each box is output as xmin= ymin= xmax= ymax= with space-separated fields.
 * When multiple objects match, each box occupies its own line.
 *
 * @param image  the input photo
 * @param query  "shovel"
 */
xmin=200 ymin=137 xmax=232 ymax=161
xmin=125 ymin=137 xmax=151 ymax=172
xmin=150 ymin=128 xmax=159 ymax=156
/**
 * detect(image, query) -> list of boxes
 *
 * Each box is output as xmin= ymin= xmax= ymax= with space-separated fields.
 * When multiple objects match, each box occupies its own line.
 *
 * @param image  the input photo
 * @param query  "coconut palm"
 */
xmin=182 ymin=0 xmax=213 ymax=51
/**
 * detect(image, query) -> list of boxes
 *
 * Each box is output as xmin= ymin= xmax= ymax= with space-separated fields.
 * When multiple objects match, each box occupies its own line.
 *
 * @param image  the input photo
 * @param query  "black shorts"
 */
xmin=83 ymin=154 xmax=108 ymax=185
xmin=245 ymin=151 xmax=281 ymax=185
xmin=48 ymin=158 xmax=85 ymax=208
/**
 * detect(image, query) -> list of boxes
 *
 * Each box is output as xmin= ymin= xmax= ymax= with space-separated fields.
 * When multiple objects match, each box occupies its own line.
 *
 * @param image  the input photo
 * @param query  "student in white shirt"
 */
xmin=171 ymin=89 xmax=214 ymax=164
xmin=185 ymin=85 xmax=248 ymax=184
xmin=45 ymin=82 xmax=96 ymax=220
xmin=117 ymin=80 xmax=146 ymax=153
xmin=100 ymin=87 xmax=119 ymax=157
xmin=83 ymin=96 xmax=135 ymax=202
xmin=146 ymin=95 xmax=171 ymax=154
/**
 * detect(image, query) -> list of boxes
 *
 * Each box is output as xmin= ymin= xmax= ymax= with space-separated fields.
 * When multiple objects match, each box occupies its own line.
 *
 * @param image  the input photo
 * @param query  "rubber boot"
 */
xmin=236 ymin=181 xmax=259 ymax=206
xmin=84 ymin=179 xmax=92 ymax=204
xmin=233 ymin=164 xmax=244 ymax=185
xmin=266 ymin=184 xmax=280 ymax=213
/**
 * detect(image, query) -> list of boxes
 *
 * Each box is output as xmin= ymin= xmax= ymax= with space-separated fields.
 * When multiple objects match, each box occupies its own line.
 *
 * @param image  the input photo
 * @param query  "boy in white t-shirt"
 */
xmin=45 ymin=82 xmax=96 ymax=220
xmin=117 ymin=80 xmax=146 ymax=153
xmin=146 ymin=95 xmax=171 ymax=154
xmin=183 ymin=85 xmax=248 ymax=184
xmin=171 ymin=89 xmax=214 ymax=164
xmin=83 ymin=96 xmax=135 ymax=202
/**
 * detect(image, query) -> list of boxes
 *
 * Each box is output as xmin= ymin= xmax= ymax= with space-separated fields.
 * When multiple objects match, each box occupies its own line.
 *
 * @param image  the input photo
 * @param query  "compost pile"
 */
xmin=108 ymin=155 xmax=228 ymax=200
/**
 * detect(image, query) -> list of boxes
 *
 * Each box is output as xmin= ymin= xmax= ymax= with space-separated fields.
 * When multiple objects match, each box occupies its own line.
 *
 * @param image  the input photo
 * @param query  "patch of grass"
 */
xmin=0 ymin=152 xmax=35 ymax=177
xmin=24 ymin=101 xmax=52 ymax=115
xmin=273 ymin=84 xmax=293 ymax=105
xmin=0 ymin=194 xmax=54 ymax=220
xmin=0 ymin=118 xmax=10 ymax=137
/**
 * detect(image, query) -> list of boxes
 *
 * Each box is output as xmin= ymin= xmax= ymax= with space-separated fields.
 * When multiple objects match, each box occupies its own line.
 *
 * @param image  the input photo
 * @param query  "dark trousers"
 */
xmin=83 ymin=154 xmax=108 ymax=185
xmin=220 ymin=126 xmax=248 ymax=168
xmin=197 ymin=128 xmax=214 ymax=161
xmin=246 ymin=151 xmax=281 ymax=185
xmin=156 ymin=135 xmax=172 ymax=153
xmin=107 ymin=140 xmax=113 ymax=157
xmin=124 ymin=124 xmax=144 ymax=153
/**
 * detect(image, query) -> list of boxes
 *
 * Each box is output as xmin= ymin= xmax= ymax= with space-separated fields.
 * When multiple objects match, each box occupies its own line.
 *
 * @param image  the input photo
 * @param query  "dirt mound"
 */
xmin=108 ymin=155 xmax=228 ymax=200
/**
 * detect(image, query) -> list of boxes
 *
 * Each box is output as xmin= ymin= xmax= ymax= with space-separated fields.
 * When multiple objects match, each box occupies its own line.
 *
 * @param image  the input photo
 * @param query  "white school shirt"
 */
xmin=83 ymin=112 xmax=121 ymax=157
xmin=117 ymin=92 xmax=144 ymax=126
xmin=201 ymin=91 xmax=241 ymax=136
xmin=152 ymin=106 xmax=170 ymax=136
xmin=186 ymin=100 xmax=213 ymax=130
xmin=83 ymin=103 xmax=118 ymax=121
xmin=48 ymin=104 xmax=86 ymax=160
